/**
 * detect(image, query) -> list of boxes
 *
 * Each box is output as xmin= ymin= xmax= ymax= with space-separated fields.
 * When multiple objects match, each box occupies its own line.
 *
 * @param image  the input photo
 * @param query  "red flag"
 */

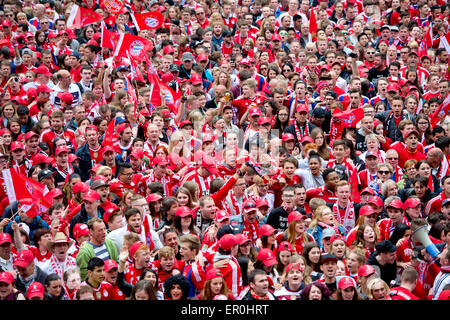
xmin=127 ymin=50 xmax=145 ymax=82
xmin=102 ymin=0 xmax=124 ymax=15
xmin=67 ymin=4 xmax=104 ymax=29
xmin=144 ymin=56 xmax=180 ymax=114
xmin=419 ymin=25 xmax=433 ymax=57
xmin=309 ymin=8 xmax=317 ymax=39
xmin=329 ymin=108 xmax=365 ymax=143
xmin=430 ymin=94 xmax=450 ymax=127
xmin=100 ymin=22 xmax=120 ymax=50
xmin=114 ymin=32 xmax=153 ymax=59
xmin=131 ymin=11 xmax=164 ymax=31
xmin=102 ymin=119 xmax=118 ymax=147
xmin=1 ymin=168 xmax=50 ymax=216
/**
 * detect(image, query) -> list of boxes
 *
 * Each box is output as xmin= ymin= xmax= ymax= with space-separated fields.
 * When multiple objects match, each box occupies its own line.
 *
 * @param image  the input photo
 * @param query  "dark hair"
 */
xmin=130 ymin=279 xmax=157 ymax=300
xmin=45 ymin=273 xmax=61 ymax=287
xmin=248 ymin=268 xmax=267 ymax=284
xmin=163 ymin=274 xmax=191 ymax=299
xmin=300 ymin=281 xmax=333 ymax=300
xmin=322 ymin=168 xmax=336 ymax=181
xmin=389 ymin=223 xmax=410 ymax=245
xmin=87 ymin=257 xmax=104 ymax=271
xmin=33 ymin=228 xmax=52 ymax=246
xmin=124 ymin=207 xmax=141 ymax=221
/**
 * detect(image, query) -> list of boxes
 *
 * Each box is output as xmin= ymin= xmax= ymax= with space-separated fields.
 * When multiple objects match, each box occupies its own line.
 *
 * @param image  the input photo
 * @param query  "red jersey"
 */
xmin=124 ymin=264 xmax=144 ymax=286
xmin=305 ymin=186 xmax=337 ymax=204
xmin=180 ymin=169 xmax=219 ymax=197
xmin=208 ymin=255 xmax=242 ymax=298
xmin=40 ymin=128 xmax=77 ymax=153
xmin=377 ymin=217 xmax=410 ymax=241
xmin=425 ymin=191 xmax=447 ymax=216
xmin=80 ymin=281 xmax=114 ymax=300
xmin=390 ymin=286 xmax=419 ymax=300
xmin=108 ymin=179 xmax=136 ymax=199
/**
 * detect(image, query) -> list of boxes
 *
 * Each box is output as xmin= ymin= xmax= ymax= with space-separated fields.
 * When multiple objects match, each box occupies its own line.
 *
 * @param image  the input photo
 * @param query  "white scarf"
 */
xmin=332 ymin=201 xmax=355 ymax=233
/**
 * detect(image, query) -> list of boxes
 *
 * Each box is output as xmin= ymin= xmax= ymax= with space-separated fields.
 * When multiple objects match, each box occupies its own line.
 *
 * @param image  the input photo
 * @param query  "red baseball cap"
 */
xmin=214 ymin=210 xmax=230 ymax=222
xmin=104 ymin=259 xmax=118 ymax=272
xmin=368 ymin=196 xmax=383 ymax=208
xmin=243 ymin=200 xmax=257 ymax=213
xmin=55 ymin=145 xmax=69 ymax=156
xmin=361 ymin=187 xmax=375 ymax=195
xmin=218 ymin=234 xmax=238 ymax=250
xmin=386 ymin=83 xmax=400 ymax=92
xmin=235 ymin=233 xmax=251 ymax=245
xmin=278 ymin=241 xmax=294 ymax=252
xmin=129 ymin=241 xmax=145 ymax=258
xmin=102 ymin=145 xmax=115 ymax=154
xmin=202 ymin=133 xmax=215 ymax=144
xmin=301 ymin=136 xmax=314 ymax=145
xmin=130 ymin=148 xmax=144 ymax=159
xmin=116 ymin=123 xmax=130 ymax=135
xmin=257 ymin=117 xmax=271 ymax=125
xmin=57 ymin=91 xmax=74 ymax=104
xmin=36 ymin=84 xmax=53 ymax=94
xmin=35 ymin=65 xmax=52 ymax=77
xmin=404 ymin=197 xmax=422 ymax=209
xmin=72 ymin=182 xmax=89 ymax=194
xmin=25 ymin=131 xmax=39 ymax=141
xmin=271 ymin=34 xmax=282 ymax=42
xmin=10 ymin=141 xmax=24 ymax=152
xmin=256 ymin=198 xmax=269 ymax=209
xmin=27 ymin=282 xmax=45 ymax=299
xmin=153 ymin=155 xmax=169 ymax=167
xmin=0 ymin=233 xmax=12 ymax=245
xmin=175 ymin=206 xmax=192 ymax=218
xmin=197 ymin=54 xmax=208 ymax=62
xmin=338 ymin=276 xmax=356 ymax=290
xmin=31 ymin=153 xmax=52 ymax=165
xmin=179 ymin=120 xmax=193 ymax=128
xmin=296 ymin=104 xmax=309 ymax=113
xmin=163 ymin=45 xmax=175 ymax=54
xmin=386 ymin=199 xmax=404 ymax=210
xmin=83 ymin=190 xmax=100 ymax=203
xmin=190 ymin=74 xmax=202 ymax=85
xmin=48 ymin=188 xmax=64 ymax=199
xmin=329 ymin=234 xmax=345 ymax=244
xmin=358 ymin=264 xmax=376 ymax=277
xmin=249 ymin=108 xmax=261 ymax=117
xmin=257 ymin=248 xmax=278 ymax=266
xmin=146 ymin=193 xmax=162 ymax=203
xmin=403 ymin=129 xmax=420 ymax=140
xmin=282 ymin=133 xmax=295 ymax=142
xmin=73 ymin=223 xmax=89 ymax=240
xmin=206 ymin=268 xmax=222 ymax=281
xmin=259 ymin=224 xmax=276 ymax=236
xmin=14 ymin=249 xmax=35 ymax=268
xmin=359 ymin=205 xmax=376 ymax=216
xmin=239 ymin=58 xmax=251 ymax=66
xmin=102 ymin=204 xmax=120 ymax=224
xmin=0 ymin=272 xmax=14 ymax=284
xmin=288 ymin=211 xmax=306 ymax=224
xmin=202 ymin=155 xmax=218 ymax=175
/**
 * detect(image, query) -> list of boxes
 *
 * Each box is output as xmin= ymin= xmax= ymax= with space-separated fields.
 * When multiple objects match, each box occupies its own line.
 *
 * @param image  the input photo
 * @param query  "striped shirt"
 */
xmin=90 ymin=242 xmax=110 ymax=261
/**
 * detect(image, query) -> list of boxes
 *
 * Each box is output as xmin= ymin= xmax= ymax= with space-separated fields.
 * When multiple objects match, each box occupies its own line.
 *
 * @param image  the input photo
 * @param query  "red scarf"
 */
xmin=243 ymin=217 xmax=259 ymax=247
xmin=332 ymin=201 xmax=355 ymax=233
xmin=294 ymin=121 xmax=309 ymax=142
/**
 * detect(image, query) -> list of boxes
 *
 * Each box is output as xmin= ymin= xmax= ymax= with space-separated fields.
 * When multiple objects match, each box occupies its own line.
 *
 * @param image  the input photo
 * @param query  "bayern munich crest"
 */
xmin=144 ymin=17 xmax=159 ymax=28
xmin=129 ymin=40 xmax=144 ymax=57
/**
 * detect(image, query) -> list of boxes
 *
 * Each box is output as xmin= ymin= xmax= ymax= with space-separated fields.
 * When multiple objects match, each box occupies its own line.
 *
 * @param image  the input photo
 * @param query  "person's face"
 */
xmin=46 ymin=279 xmax=63 ymax=297
xmin=321 ymin=208 xmax=334 ymax=225
xmin=170 ymin=284 xmax=183 ymax=300
xmin=405 ymin=134 xmax=418 ymax=150
xmin=164 ymin=232 xmax=179 ymax=251
xmin=332 ymin=240 xmax=346 ymax=258
xmin=53 ymin=242 xmax=69 ymax=261
xmin=177 ymin=192 xmax=189 ymax=206
xmin=387 ymin=207 xmax=403 ymax=225
xmin=134 ymin=289 xmax=150 ymax=300
xmin=320 ymin=260 xmax=337 ymax=278
xmin=418 ymin=163 xmax=431 ymax=177
xmin=66 ymin=272 xmax=81 ymax=291
xmin=209 ymin=277 xmax=223 ymax=295
xmin=160 ymin=256 xmax=174 ymax=272
xmin=135 ymin=248 xmax=151 ymax=267
xmin=180 ymin=243 xmax=196 ymax=261
xmin=250 ymin=274 xmax=269 ymax=296
xmin=90 ymin=221 xmax=106 ymax=244
xmin=127 ymin=214 xmax=142 ymax=233
xmin=282 ymin=190 xmax=295 ymax=208
xmin=309 ymin=285 xmax=322 ymax=300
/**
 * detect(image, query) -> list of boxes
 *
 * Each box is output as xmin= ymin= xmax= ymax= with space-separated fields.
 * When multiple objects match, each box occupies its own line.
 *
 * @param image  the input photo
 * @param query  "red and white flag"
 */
xmin=419 ymin=25 xmax=433 ymax=57
xmin=2 ymin=168 xmax=50 ymax=216
xmin=438 ymin=33 xmax=450 ymax=53
xmin=67 ymin=4 xmax=104 ymax=29
xmin=308 ymin=8 xmax=317 ymax=42
xmin=131 ymin=11 xmax=164 ymax=31
xmin=100 ymin=21 xmax=120 ymax=50
xmin=430 ymin=93 xmax=450 ymax=127
xmin=127 ymin=50 xmax=145 ymax=82
xmin=114 ymin=32 xmax=153 ymax=59
xmin=329 ymin=107 xmax=365 ymax=143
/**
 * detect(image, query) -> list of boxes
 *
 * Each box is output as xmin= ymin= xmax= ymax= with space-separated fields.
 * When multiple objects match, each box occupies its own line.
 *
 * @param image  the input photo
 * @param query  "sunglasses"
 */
xmin=379 ymin=170 xmax=391 ymax=175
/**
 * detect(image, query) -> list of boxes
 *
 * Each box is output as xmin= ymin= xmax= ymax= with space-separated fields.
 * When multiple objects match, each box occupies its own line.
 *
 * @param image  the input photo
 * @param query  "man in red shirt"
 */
xmin=398 ymin=130 xmax=426 ymax=167
xmin=79 ymin=257 xmax=114 ymax=300
xmin=425 ymin=175 xmax=450 ymax=216
xmin=40 ymin=109 xmax=76 ymax=154
xmin=390 ymin=267 xmax=419 ymax=300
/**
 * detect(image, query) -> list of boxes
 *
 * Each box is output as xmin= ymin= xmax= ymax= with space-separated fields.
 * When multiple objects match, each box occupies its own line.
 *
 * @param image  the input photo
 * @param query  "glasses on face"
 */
xmin=366 ymin=52 xmax=375 ymax=55
xmin=283 ymin=69 xmax=291 ymax=72
xmin=5 ymin=14 xmax=13 ymax=17
xmin=121 ymin=172 xmax=133 ymax=177
xmin=386 ymin=157 xmax=398 ymax=161
xmin=379 ymin=170 xmax=391 ymax=175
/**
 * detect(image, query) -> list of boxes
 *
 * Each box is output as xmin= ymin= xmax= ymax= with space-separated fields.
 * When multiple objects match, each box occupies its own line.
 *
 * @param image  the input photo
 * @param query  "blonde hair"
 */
xmin=168 ymin=130 xmax=189 ymax=158
xmin=367 ymin=278 xmax=389 ymax=299
xmin=309 ymin=205 xmax=335 ymax=230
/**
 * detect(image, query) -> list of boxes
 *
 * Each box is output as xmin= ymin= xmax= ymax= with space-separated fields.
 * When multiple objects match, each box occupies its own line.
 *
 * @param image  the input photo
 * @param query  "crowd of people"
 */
xmin=0 ymin=0 xmax=449 ymax=302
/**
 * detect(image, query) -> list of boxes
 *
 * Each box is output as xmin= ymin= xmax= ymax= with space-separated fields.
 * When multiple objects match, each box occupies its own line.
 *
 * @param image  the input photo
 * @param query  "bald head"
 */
xmin=427 ymin=147 xmax=443 ymax=167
